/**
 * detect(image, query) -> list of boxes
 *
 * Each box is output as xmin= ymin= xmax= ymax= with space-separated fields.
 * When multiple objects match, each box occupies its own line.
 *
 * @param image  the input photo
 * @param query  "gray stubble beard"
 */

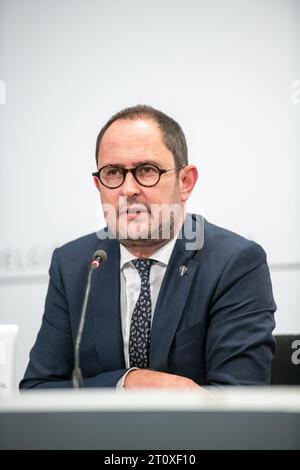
xmin=118 ymin=210 xmax=178 ymax=249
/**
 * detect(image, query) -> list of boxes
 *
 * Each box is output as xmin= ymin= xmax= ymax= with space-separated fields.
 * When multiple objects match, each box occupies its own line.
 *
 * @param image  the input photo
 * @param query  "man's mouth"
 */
xmin=120 ymin=206 xmax=149 ymax=215
xmin=119 ymin=206 xmax=149 ymax=221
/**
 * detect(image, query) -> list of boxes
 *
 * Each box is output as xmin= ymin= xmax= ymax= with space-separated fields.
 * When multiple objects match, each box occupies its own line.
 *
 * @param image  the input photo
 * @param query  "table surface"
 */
xmin=1 ymin=387 xmax=300 ymax=450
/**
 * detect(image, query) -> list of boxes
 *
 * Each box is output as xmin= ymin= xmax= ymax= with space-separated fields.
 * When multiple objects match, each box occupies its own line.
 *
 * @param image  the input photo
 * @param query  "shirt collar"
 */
xmin=120 ymin=235 xmax=178 ymax=270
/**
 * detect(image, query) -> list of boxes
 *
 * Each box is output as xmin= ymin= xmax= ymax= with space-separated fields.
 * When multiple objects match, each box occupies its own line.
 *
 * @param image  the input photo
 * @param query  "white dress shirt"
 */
xmin=116 ymin=236 xmax=178 ymax=389
xmin=120 ymin=236 xmax=178 ymax=368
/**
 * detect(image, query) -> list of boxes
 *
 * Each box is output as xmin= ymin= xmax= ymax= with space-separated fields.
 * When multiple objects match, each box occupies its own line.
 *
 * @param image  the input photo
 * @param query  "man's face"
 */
xmin=94 ymin=118 xmax=187 ymax=249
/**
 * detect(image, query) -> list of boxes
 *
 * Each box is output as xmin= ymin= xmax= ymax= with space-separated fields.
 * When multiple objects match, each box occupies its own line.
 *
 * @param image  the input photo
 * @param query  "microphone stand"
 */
xmin=72 ymin=252 xmax=106 ymax=388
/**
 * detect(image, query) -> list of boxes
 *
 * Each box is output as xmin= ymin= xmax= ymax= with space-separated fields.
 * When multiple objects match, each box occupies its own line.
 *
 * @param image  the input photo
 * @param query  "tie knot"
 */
xmin=132 ymin=258 xmax=156 ymax=277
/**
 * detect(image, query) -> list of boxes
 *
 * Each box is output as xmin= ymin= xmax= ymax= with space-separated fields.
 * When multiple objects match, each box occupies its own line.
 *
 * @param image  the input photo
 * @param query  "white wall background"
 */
xmin=0 ymin=0 xmax=299 ymax=386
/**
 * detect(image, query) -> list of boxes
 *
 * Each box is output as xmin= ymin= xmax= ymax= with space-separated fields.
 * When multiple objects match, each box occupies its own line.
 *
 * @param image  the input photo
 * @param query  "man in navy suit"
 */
xmin=20 ymin=105 xmax=276 ymax=390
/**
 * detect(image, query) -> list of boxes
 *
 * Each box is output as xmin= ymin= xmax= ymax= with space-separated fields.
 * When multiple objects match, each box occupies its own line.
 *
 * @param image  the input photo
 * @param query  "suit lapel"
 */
xmin=89 ymin=238 xmax=125 ymax=370
xmin=89 ymin=214 xmax=204 ymax=372
xmin=149 ymin=214 xmax=205 ymax=370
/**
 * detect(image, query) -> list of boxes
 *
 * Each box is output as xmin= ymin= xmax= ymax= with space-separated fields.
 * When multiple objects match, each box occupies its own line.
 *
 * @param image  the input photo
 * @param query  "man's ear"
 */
xmin=179 ymin=165 xmax=198 ymax=202
xmin=93 ymin=176 xmax=101 ymax=192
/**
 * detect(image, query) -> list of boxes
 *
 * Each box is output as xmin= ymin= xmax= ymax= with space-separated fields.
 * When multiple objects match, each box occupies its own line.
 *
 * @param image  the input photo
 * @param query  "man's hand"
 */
xmin=124 ymin=369 xmax=204 ymax=390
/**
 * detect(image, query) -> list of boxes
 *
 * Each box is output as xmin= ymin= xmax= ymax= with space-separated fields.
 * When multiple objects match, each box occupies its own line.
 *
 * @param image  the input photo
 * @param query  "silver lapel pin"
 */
xmin=179 ymin=265 xmax=188 ymax=277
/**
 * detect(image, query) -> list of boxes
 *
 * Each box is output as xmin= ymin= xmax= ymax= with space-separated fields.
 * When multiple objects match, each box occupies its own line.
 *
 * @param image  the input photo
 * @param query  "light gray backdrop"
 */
xmin=0 ymin=0 xmax=299 ymax=386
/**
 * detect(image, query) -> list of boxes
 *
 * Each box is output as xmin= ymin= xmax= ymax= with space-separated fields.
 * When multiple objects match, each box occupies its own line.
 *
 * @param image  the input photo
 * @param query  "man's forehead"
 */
xmin=101 ymin=118 xmax=162 ymax=146
xmin=98 ymin=118 xmax=174 ymax=166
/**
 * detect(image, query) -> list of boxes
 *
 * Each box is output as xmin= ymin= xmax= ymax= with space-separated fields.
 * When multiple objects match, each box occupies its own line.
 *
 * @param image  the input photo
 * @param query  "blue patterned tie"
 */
xmin=129 ymin=258 xmax=156 ymax=368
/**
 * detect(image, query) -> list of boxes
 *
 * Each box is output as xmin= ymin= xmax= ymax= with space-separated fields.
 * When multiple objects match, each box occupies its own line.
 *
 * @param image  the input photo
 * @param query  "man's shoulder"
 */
xmin=54 ymin=230 xmax=118 ymax=262
xmin=202 ymin=217 xmax=266 ymax=262
xmin=204 ymin=218 xmax=252 ymax=248
xmin=49 ymin=231 xmax=120 ymax=279
xmin=59 ymin=232 xmax=101 ymax=254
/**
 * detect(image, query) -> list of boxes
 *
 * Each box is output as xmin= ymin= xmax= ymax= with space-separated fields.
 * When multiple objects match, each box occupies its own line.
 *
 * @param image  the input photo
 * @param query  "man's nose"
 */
xmin=120 ymin=170 xmax=141 ymax=197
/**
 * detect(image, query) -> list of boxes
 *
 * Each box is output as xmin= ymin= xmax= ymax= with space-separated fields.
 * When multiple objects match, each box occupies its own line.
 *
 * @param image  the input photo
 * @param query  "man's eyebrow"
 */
xmin=101 ymin=159 xmax=165 ymax=168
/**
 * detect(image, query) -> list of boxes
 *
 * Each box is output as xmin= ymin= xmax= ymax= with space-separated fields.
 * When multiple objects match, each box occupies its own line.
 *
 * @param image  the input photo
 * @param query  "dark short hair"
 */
xmin=95 ymin=104 xmax=188 ymax=169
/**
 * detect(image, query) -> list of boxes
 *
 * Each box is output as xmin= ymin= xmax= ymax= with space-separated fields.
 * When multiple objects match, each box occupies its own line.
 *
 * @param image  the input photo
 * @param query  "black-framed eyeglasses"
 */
xmin=92 ymin=163 xmax=186 ymax=189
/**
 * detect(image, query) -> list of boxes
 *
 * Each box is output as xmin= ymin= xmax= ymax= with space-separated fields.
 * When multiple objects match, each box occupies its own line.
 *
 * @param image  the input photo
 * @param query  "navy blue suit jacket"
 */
xmin=20 ymin=215 xmax=276 ymax=389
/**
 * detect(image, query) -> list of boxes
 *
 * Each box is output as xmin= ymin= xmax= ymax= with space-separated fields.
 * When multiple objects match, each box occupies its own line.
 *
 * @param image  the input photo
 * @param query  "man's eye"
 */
xmin=139 ymin=166 xmax=157 ymax=175
xmin=107 ymin=168 xmax=122 ymax=176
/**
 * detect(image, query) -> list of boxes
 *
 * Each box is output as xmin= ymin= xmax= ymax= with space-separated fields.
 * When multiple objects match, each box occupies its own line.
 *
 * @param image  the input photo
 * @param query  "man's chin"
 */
xmin=116 ymin=224 xmax=176 ymax=248
xmin=119 ymin=237 xmax=168 ymax=249
xmin=107 ymin=215 xmax=178 ymax=247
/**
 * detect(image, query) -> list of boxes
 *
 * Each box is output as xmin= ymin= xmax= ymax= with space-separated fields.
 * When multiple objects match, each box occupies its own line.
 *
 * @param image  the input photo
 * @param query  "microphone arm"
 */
xmin=72 ymin=250 xmax=107 ymax=388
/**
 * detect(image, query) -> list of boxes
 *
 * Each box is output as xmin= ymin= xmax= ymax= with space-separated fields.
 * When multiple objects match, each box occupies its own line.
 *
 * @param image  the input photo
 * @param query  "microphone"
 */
xmin=90 ymin=249 xmax=108 ymax=269
xmin=72 ymin=249 xmax=108 ymax=388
